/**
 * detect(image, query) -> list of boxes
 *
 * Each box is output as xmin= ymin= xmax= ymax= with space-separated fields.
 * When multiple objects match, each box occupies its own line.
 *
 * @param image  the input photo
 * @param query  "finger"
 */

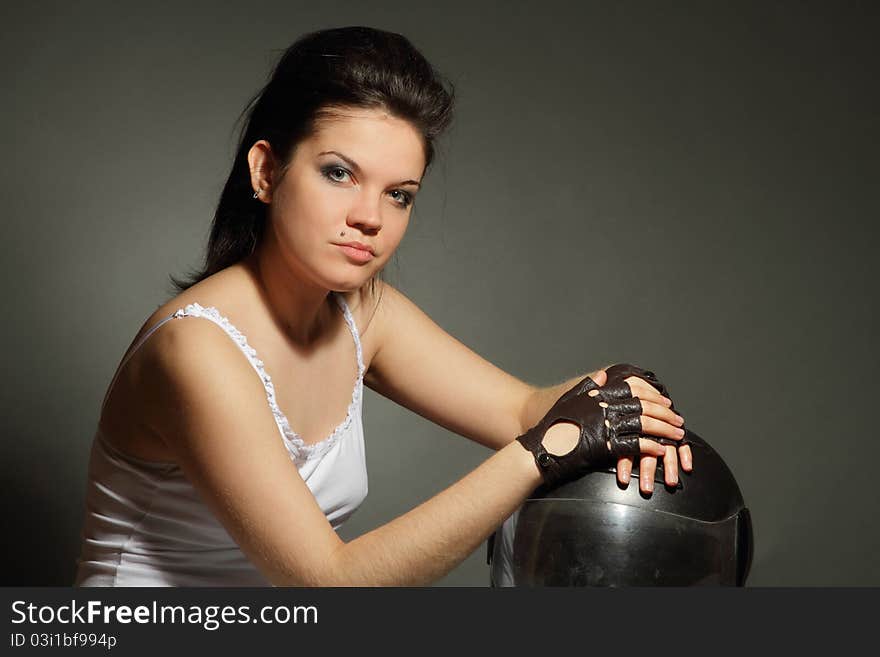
xmin=638 ymin=399 xmax=684 ymax=427
xmin=617 ymin=456 xmax=633 ymax=485
xmin=663 ymin=444 xmax=679 ymax=487
xmin=639 ymin=453 xmax=658 ymax=494
xmin=603 ymin=397 xmax=642 ymax=416
xmin=678 ymin=443 xmax=693 ymax=472
xmin=637 ymin=437 xmax=667 ymax=457
xmin=591 ymin=369 xmax=608 ymax=387
xmin=583 ymin=369 xmax=608 ymax=398
xmin=640 ymin=416 xmax=686 ymax=442
xmin=626 ymin=376 xmax=660 ymax=396
xmin=626 ymin=377 xmax=671 ymax=407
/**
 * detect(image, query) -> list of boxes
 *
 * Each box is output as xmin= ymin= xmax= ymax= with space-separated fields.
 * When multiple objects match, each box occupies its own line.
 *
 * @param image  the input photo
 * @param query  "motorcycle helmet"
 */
xmin=488 ymin=429 xmax=753 ymax=586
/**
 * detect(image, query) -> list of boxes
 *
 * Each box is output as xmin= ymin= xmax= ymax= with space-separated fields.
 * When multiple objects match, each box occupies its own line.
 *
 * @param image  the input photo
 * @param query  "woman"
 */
xmin=74 ymin=26 xmax=690 ymax=586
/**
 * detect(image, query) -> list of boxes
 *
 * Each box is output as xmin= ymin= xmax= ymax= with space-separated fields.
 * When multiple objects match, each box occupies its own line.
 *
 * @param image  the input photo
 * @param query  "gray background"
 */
xmin=2 ymin=0 xmax=877 ymax=586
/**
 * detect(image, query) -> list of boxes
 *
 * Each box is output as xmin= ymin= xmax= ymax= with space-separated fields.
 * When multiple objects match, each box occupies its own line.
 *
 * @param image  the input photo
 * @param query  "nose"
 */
xmin=346 ymin=192 xmax=382 ymax=235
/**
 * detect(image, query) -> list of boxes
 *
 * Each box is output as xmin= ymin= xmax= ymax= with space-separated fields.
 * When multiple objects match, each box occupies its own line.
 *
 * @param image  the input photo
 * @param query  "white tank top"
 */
xmin=74 ymin=293 xmax=368 ymax=586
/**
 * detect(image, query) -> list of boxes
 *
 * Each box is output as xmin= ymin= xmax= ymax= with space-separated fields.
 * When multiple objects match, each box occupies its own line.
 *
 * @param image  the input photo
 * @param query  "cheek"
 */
xmin=310 ymin=186 xmax=349 ymax=225
xmin=274 ymin=181 xmax=346 ymax=239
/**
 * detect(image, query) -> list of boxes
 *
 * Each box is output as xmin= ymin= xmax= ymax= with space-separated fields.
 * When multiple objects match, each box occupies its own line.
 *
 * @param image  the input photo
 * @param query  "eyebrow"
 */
xmin=318 ymin=150 xmax=421 ymax=188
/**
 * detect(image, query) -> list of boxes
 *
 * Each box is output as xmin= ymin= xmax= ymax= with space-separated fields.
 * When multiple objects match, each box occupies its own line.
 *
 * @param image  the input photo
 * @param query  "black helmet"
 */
xmin=488 ymin=429 xmax=753 ymax=586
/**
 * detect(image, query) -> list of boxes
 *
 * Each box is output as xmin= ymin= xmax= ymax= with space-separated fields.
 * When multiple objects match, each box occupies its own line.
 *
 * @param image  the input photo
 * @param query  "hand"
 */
xmin=599 ymin=363 xmax=692 ymax=493
xmin=516 ymin=369 xmax=687 ymax=490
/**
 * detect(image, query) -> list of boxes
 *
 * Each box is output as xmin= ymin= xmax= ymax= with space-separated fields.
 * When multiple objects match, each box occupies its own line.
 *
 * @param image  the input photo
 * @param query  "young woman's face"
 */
xmin=265 ymin=107 xmax=426 ymax=292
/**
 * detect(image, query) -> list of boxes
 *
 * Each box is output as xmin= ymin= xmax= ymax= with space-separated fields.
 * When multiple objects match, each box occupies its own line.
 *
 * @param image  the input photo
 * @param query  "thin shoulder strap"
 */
xmin=100 ymin=312 xmax=180 ymax=413
xmin=333 ymin=292 xmax=365 ymax=378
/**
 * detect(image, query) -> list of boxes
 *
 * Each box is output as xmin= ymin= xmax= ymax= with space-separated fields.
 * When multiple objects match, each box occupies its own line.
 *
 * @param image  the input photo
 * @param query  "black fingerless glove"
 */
xmin=604 ymin=363 xmax=672 ymax=404
xmin=604 ymin=363 xmax=685 ymax=448
xmin=516 ymin=373 xmax=644 ymax=490
xmin=517 ymin=364 xmax=685 ymax=489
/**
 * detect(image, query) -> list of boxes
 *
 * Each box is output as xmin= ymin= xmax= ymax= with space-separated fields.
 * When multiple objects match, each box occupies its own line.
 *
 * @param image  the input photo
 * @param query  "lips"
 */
xmin=336 ymin=241 xmax=375 ymax=255
xmin=335 ymin=243 xmax=375 ymax=264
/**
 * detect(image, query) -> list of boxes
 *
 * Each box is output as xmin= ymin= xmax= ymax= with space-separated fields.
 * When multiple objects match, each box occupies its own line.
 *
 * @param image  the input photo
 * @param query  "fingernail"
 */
xmin=675 ymin=415 xmax=684 ymax=425
xmin=676 ymin=428 xmax=685 ymax=437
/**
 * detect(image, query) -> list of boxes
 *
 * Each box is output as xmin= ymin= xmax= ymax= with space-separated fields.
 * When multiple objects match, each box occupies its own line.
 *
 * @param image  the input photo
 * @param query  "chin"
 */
xmin=323 ymin=271 xmax=375 ymax=294
xmin=328 ymin=283 xmax=362 ymax=294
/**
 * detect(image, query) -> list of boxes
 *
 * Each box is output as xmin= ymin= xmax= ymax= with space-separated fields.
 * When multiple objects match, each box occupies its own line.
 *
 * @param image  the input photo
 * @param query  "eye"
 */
xmin=322 ymin=165 xmax=352 ymax=184
xmin=389 ymin=189 xmax=413 ymax=208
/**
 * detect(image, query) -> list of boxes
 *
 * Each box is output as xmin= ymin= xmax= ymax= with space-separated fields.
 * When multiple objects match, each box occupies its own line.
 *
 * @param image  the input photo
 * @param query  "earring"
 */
xmin=253 ymin=188 xmax=261 ymax=199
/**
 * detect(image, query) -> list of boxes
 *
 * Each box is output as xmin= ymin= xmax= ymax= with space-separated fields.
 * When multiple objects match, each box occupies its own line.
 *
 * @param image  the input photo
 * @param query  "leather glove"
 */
xmin=516 ymin=373 xmax=644 ymax=490
xmin=603 ymin=363 xmax=685 ymax=448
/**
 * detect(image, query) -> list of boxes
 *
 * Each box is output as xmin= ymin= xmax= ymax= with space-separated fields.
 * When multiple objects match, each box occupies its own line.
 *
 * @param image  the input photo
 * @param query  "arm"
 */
xmin=141 ymin=315 xmax=549 ymax=586
xmin=362 ymin=283 xmax=685 ymax=490
xmin=363 ymin=281 xmax=543 ymax=450
xmin=332 ymin=438 xmax=540 ymax=585
xmin=363 ymin=283 xmax=636 ymax=445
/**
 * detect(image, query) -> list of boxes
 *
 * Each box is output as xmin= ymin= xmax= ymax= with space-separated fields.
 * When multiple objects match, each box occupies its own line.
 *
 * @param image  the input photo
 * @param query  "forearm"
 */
xmin=321 ymin=439 xmax=541 ymax=586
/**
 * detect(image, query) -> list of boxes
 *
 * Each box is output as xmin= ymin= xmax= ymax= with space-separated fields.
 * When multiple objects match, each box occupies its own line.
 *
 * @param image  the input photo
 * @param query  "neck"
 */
xmin=243 ymin=242 xmax=336 ymax=347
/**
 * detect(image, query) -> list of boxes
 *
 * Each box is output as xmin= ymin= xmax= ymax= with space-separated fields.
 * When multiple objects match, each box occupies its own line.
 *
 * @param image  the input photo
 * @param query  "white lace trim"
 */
xmin=171 ymin=293 xmax=364 ymax=464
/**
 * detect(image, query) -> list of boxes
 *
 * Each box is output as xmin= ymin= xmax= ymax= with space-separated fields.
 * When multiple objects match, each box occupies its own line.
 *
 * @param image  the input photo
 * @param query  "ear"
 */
xmin=247 ymin=140 xmax=278 ymax=203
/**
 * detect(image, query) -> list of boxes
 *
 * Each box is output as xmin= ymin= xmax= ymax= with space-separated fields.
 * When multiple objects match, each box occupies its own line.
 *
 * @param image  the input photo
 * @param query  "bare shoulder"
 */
xmin=345 ymin=279 xmax=427 ymax=357
xmin=360 ymin=279 xmax=417 ymax=339
xmin=123 ymin=265 xmax=269 ymax=436
xmin=134 ymin=313 xmax=267 ymax=435
xmin=123 ymin=266 xmax=248 ymax=357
